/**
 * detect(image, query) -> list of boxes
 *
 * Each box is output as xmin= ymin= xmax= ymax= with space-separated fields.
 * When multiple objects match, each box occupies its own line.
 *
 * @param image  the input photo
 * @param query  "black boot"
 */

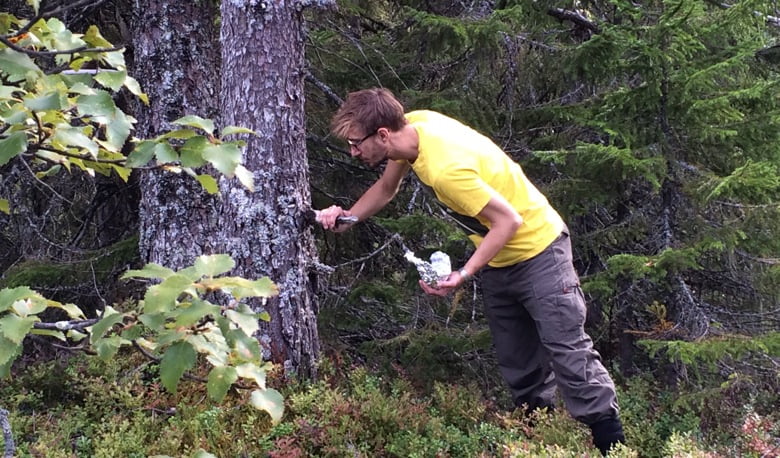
xmin=590 ymin=417 xmax=625 ymax=456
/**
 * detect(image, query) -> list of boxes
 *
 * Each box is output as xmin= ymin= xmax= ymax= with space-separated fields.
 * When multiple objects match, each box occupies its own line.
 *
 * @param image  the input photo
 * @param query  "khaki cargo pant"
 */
xmin=480 ymin=228 xmax=619 ymax=425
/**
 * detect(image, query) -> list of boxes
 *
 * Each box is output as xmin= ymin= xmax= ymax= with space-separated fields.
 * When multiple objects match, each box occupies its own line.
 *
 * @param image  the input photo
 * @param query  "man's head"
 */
xmin=331 ymin=88 xmax=406 ymax=167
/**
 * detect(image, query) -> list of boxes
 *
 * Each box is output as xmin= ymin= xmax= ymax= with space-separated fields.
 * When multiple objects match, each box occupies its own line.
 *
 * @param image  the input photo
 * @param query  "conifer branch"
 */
xmin=702 ymin=0 xmax=780 ymax=27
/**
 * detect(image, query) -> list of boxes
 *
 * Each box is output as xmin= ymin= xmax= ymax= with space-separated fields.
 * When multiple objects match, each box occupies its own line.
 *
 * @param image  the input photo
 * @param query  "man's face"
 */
xmin=347 ymin=128 xmax=386 ymax=167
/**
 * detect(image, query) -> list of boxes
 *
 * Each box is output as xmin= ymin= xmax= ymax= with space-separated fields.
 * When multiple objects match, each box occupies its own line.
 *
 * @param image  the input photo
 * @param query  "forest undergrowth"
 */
xmin=2 ymin=330 xmax=778 ymax=458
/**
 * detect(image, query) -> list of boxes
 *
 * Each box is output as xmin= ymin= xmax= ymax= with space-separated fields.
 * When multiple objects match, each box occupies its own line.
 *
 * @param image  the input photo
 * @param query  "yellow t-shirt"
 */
xmin=405 ymin=110 xmax=564 ymax=267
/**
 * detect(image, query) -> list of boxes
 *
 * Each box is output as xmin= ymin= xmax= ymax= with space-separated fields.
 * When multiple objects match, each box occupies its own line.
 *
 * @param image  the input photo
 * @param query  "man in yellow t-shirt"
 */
xmin=316 ymin=88 xmax=625 ymax=456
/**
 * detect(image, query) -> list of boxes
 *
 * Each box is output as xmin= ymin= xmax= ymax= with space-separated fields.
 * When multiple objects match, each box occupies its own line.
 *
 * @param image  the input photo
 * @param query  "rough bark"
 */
xmin=218 ymin=0 xmax=326 ymax=378
xmin=131 ymin=0 xmax=223 ymax=269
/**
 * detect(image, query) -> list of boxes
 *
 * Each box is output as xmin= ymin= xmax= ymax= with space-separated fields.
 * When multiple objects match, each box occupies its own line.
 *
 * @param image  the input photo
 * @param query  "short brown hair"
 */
xmin=330 ymin=88 xmax=406 ymax=138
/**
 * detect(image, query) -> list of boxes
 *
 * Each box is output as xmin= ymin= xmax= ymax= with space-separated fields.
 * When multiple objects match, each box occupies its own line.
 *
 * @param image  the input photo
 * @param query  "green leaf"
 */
xmin=52 ymin=127 xmax=99 ymax=157
xmin=104 ymin=110 xmax=134 ymax=152
xmin=0 ymin=104 xmax=29 ymax=125
xmin=0 ymin=286 xmax=38 ymax=313
xmin=24 ymin=91 xmax=66 ymax=111
xmin=220 ymin=126 xmax=255 ymax=138
xmin=207 ymin=365 xmax=238 ymax=402
xmin=94 ymin=335 xmax=123 ymax=360
xmin=196 ymin=174 xmax=219 ymax=194
xmin=0 ymin=314 xmax=37 ymax=344
xmin=236 ymin=362 xmax=267 ymax=389
xmin=52 ymin=302 xmax=86 ymax=319
xmin=11 ymin=296 xmax=48 ymax=317
xmin=172 ymin=115 xmax=215 ymax=134
xmin=0 ymin=48 xmax=42 ymax=81
xmin=89 ymin=307 xmax=125 ymax=344
xmin=122 ymin=263 xmax=176 ymax=280
xmin=173 ymin=299 xmax=219 ymax=327
xmin=0 ymin=85 xmax=20 ymax=99
xmin=154 ymin=142 xmax=178 ymax=163
xmin=0 ymin=199 xmax=9 ymax=214
xmin=235 ymin=165 xmax=255 ymax=192
xmin=179 ymin=136 xmax=208 ymax=167
xmin=193 ymin=450 xmax=218 ymax=458
xmin=94 ymin=69 xmax=127 ymax=91
xmin=156 ymin=129 xmax=197 ymax=141
xmin=143 ymin=274 xmax=194 ymax=314
xmin=194 ymin=254 xmax=235 ymax=278
xmin=200 ymin=277 xmax=278 ymax=300
xmin=76 ymin=91 xmax=116 ymax=117
xmin=249 ymin=388 xmax=284 ymax=424
xmin=0 ymin=132 xmax=27 ymax=166
xmin=228 ymin=328 xmax=262 ymax=362
xmin=126 ymin=141 xmax=156 ymax=168
xmin=226 ymin=305 xmax=260 ymax=337
xmin=190 ymin=334 xmax=229 ymax=367
xmin=30 ymin=328 xmax=66 ymax=341
xmin=138 ymin=312 xmax=165 ymax=331
xmin=160 ymin=341 xmax=197 ymax=393
xmin=67 ymin=329 xmax=87 ymax=342
xmin=0 ymin=335 xmax=21 ymax=368
xmin=35 ymin=164 xmax=62 ymax=178
xmin=202 ymin=143 xmax=241 ymax=176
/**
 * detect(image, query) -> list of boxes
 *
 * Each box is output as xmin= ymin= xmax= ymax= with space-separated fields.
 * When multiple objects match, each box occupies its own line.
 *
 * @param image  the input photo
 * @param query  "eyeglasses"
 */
xmin=346 ymin=129 xmax=378 ymax=149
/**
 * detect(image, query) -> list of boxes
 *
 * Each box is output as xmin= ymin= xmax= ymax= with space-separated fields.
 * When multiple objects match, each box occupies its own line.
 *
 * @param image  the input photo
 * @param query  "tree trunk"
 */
xmin=131 ymin=0 xmax=222 ymax=268
xmin=218 ymin=0 xmax=323 ymax=378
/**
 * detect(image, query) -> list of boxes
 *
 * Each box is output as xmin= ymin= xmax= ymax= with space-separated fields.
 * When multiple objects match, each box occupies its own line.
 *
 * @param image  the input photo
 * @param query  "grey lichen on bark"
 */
xmin=218 ymin=0 xmax=326 ymax=379
xmin=1 ymin=408 xmax=14 ymax=458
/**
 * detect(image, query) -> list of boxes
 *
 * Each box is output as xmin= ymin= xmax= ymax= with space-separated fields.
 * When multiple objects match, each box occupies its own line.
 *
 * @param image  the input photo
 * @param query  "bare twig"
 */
xmin=547 ymin=8 xmax=601 ymax=34
xmin=304 ymin=69 xmax=343 ymax=106
xmin=0 ymin=35 xmax=123 ymax=57
xmin=33 ymin=318 xmax=99 ymax=330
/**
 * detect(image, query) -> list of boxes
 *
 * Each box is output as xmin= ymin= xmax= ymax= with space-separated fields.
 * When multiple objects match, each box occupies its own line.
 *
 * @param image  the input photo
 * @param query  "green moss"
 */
xmin=0 ymin=235 xmax=139 ymax=289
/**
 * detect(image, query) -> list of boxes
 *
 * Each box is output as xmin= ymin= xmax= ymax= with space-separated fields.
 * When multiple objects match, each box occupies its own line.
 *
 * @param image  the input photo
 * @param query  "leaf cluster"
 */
xmin=0 ymin=254 xmax=285 ymax=422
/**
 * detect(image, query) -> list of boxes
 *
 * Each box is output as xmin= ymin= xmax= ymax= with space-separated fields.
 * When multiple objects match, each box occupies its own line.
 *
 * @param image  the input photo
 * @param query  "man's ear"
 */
xmin=377 ymin=127 xmax=390 ymax=141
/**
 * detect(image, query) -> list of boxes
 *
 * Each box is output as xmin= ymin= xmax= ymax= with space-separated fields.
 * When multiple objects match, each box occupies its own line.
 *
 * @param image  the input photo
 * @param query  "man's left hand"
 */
xmin=419 ymin=271 xmax=466 ymax=297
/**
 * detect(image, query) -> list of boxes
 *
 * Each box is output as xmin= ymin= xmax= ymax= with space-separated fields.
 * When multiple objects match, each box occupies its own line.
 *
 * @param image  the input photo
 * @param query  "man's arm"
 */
xmin=317 ymin=160 xmax=410 ymax=231
xmin=420 ymin=193 xmax=522 ymax=296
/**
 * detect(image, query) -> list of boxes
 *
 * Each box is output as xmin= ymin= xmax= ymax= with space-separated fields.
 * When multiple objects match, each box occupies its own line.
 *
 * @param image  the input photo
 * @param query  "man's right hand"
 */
xmin=315 ymin=205 xmax=356 ymax=232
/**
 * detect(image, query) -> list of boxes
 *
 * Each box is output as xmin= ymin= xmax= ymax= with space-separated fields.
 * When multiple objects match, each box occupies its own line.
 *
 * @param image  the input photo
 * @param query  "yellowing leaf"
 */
xmin=236 ymin=362 xmax=267 ymax=389
xmin=196 ymin=174 xmax=219 ymax=194
xmin=194 ymin=254 xmax=235 ymax=278
xmin=220 ymin=126 xmax=256 ymax=138
xmin=0 ymin=199 xmax=9 ymax=214
xmin=235 ymin=165 xmax=254 ymax=192
xmin=173 ymin=115 xmax=215 ymax=134
xmin=249 ymin=389 xmax=284 ymax=424
xmin=122 ymin=262 xmax=176 ymax=280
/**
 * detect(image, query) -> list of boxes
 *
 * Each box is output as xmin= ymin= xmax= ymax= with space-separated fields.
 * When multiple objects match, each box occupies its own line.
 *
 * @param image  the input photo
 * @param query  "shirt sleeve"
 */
xmin=432 ymin=167 xmax=494 ymax=217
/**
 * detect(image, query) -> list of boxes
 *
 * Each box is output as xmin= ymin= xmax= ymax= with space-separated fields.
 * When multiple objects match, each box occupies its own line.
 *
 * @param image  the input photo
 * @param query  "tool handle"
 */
xmin=336 ymin=215 xmax=359 ymax=224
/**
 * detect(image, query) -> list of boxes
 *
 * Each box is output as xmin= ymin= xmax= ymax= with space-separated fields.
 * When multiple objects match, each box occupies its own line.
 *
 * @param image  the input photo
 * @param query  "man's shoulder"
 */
xmin=405 ymin=110 xmax=453 ymax=124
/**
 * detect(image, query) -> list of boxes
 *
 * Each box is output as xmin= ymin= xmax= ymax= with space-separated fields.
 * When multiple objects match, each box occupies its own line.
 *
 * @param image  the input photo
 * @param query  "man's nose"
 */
xmin=350 ymin=145 xmax=360 ymax=157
